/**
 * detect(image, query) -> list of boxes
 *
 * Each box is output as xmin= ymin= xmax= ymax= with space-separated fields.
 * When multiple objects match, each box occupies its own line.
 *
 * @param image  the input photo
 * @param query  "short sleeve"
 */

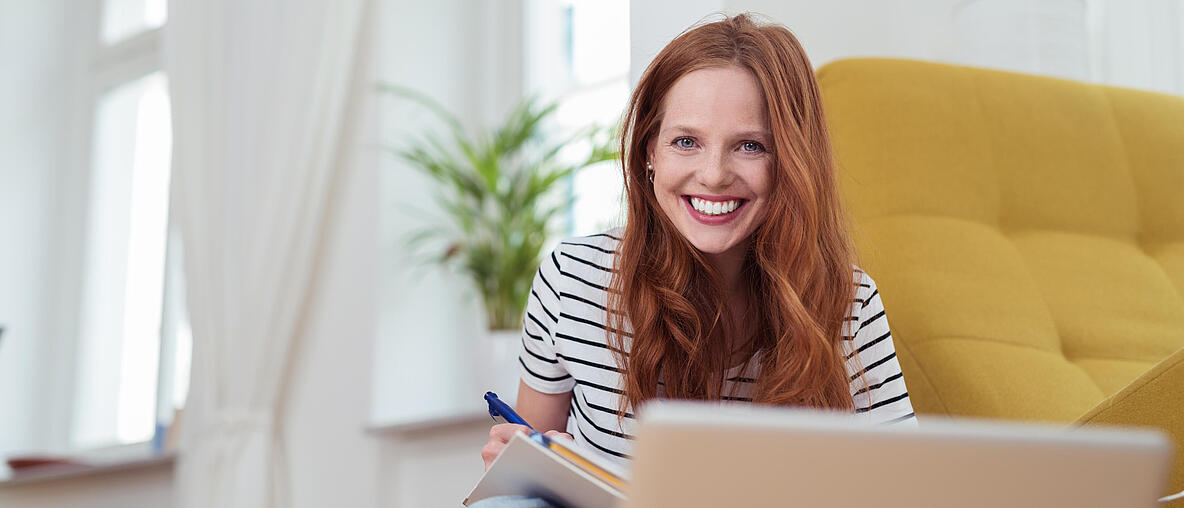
xmin=847 ymin=270 xmax=917 ymax=425
xmin=518 ymin=247 xmax=576 ymax=393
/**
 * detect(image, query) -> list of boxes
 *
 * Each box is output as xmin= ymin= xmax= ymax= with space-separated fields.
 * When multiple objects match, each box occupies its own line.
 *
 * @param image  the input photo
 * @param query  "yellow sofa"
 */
xmin=817 ymin=57 xmax=1184 ymax=499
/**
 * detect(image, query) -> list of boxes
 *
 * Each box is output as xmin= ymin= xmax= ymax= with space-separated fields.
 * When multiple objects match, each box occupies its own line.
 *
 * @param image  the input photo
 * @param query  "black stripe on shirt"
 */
xmin=521 ymin=337 xmax=559 ymax=364
xmin=855 ymin=391 xmax=910 ymax=413
xmin=519 ymin=357 xmax=571 ymax=382
xmin=531 ymin=290 xmax=557 ymax=322
xmin=559 ymin=268 xmax=608 ymax=292
xmin=555 ymin=332 xmax=610 ymax=350
xmin=885 ymin=412 xmax=916 ymax=424
xmin=557 ymin=352 xmax=622 ymax=373
xmin=575 ymin=378 xmax=624 ymax=395
xmin=846 ymin=330 xmax=892 ymax=360
xmin=852 ymin=371 xmax=904 ymax=397
xmin=561 ymin=241 xmax=616 ymax=255
xmin=580 ymin=391 xmax=635 ymax=419
xmin=571 ymin=392 xmax=634 ymax=439
xmin=524 ymin=329 xmax=545 ymax=342
xmin=561 ymin=312 xmax=609 ymax=331
xmin=571 ymin=422 xmax=632 ymax=459
xmin=587 ymin=232 xmax=622 ymax=241
xmin=864 ymin=288 xmax=880 ymax=304
xmin=526 ymin=312 xmax=551 ymax=337
xmin=561 ymin=291 xmax=606 ymax=311
xmin=850 ymin=352 xmax=897 ymax=381
xmin=538 ymin=268 xmax=560 ymax=300
xmin=561 ymin=251 xmax=613 ymax=272
xmin=857 ymin=310 xmax=885 ymax=333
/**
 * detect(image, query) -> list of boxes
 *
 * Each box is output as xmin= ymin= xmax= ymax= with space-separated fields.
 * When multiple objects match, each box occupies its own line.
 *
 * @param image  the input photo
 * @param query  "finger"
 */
xmin=489 ymin=423 xmax=532 ymax=443
xmin=543 ymin=430 xmax=574 ymax=441
xmin=481 ymin=442 xmax=500 ymax=465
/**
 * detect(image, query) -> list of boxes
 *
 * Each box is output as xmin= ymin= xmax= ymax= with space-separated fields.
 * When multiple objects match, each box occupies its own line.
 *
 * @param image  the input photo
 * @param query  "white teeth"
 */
xmin=690 ymin=197 xmax=741 ymax=215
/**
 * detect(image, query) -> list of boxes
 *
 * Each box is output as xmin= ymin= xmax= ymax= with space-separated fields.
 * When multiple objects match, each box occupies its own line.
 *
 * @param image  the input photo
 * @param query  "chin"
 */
xmin=682 ymin=227 xmax=749 ymax=256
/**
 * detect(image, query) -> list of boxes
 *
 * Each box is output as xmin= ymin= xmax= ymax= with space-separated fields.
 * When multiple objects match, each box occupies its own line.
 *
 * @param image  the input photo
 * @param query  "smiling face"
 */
xmin=647 ymin=65 xmax=774 ymax=261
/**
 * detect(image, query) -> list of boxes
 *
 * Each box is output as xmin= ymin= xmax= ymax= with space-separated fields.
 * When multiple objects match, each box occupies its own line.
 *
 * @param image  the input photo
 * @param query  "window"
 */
xmin=69 ymin=0 xmax=188 ymax=451
xmin=101 ymin=0 xmax=167 ymax=45
xmin=525 ymin=0 xmax=631 ymax=236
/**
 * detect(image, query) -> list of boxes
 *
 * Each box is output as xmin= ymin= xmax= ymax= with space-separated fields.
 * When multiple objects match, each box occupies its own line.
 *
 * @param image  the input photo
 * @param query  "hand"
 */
xmin=482 ymin=424 xmax=574 ymax=471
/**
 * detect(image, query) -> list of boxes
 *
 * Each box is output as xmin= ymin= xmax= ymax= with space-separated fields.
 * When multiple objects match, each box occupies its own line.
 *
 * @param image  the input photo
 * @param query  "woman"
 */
xmin=481 ymin=12 xmax=915 ymax=478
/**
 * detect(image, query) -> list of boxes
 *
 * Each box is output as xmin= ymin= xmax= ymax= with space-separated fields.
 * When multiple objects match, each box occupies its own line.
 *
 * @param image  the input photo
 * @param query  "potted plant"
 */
xmin=380 ymin=85 xmax=617 ymax=388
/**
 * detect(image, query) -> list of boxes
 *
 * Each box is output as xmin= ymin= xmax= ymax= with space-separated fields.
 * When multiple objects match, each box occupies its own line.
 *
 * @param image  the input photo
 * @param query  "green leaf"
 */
xmin=379 ymin=84 xmax=620 ymax=328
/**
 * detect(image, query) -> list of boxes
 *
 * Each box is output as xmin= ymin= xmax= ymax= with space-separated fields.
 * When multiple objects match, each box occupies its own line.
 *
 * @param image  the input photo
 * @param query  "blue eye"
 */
xmin=673 ymin=137 xmax=696 ymax=149
xmin=741 ymin=141 xmax=766 ymax=153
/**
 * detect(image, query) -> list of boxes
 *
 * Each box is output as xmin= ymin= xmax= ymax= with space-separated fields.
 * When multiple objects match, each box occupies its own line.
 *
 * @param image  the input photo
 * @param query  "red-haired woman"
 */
xmin=478 ymin=12 xmax=915 ymax=495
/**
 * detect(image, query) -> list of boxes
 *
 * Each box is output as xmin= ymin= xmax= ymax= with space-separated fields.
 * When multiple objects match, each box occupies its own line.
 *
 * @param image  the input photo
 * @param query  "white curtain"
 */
xmin=163 ymin=0 xmax=366 ymax=506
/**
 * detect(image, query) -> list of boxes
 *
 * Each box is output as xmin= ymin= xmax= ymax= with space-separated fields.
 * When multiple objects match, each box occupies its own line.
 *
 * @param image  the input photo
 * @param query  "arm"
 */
xmin=849 ymin=270 xmax=916 ymax=425
xmin=515 ymin=379 xmax=571 ymax=433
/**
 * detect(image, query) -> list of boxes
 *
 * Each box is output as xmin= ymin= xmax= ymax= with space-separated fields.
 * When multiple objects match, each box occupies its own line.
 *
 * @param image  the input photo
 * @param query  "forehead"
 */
xmin=659 ymin=65 xmax=770 ymax=134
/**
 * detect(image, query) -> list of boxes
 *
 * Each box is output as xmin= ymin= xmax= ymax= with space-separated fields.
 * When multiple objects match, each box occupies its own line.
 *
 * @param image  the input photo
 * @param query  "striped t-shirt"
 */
xmin=517 ymin=228 xmax=917 ymax=466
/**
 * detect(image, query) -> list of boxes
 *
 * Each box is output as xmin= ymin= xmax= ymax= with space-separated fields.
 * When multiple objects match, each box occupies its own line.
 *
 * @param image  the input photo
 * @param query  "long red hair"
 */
xmin=608 ymin=13 xmax=861 ymax=419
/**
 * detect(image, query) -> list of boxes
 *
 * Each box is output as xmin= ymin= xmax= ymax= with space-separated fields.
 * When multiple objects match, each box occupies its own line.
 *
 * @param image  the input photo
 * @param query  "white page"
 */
xmin=464 ymin=433 xmax=627 ymax=508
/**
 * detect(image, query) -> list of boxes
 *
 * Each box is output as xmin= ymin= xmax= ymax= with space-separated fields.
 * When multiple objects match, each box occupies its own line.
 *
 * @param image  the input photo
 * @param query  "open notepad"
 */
xmin=463 ymin=432 xmax=629 ymax=507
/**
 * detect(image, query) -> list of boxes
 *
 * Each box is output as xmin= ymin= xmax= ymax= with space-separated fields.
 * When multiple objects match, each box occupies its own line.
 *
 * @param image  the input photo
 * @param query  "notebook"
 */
xmin=463 ymin=432 xmax=628 ymax=507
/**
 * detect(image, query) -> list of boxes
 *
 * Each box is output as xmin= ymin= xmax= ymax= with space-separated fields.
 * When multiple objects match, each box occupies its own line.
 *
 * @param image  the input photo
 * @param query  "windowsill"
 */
xmin=367 ymin=408 xmax=492 ymax=436
xmin=0 ymin=452 xmax=175 ymax=488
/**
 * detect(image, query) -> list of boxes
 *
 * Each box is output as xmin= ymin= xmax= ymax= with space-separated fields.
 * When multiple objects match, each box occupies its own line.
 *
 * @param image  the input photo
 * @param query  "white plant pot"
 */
xmin=472 ymin=329 xmax=522 ymax=406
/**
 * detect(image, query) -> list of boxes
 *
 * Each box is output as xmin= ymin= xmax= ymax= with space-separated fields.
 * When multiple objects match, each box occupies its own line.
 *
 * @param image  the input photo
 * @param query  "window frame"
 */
xmin=523 ymin=0 xmax=631 ymax=238
xmin=46 ymin=0 xmax=183 ymax=457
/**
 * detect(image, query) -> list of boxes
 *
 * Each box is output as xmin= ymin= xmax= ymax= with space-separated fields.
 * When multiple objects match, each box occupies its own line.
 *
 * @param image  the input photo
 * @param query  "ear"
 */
xmin=645 ymin=134 xmax=657 ymax=164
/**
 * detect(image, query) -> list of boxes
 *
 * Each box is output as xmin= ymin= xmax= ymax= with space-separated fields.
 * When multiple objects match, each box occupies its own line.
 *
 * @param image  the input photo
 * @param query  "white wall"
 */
xmin=628 ymin=0 xmax=962 ymax=85
xmin=630 ymin=0 xmax=1184 ymax=96
xmin=0 ymin=0 xmax=73 ymax=464
xmin=370 ymin=0 xmax=524 ymax=427
xmin=0 ymin=467 xmax=173 ymax=507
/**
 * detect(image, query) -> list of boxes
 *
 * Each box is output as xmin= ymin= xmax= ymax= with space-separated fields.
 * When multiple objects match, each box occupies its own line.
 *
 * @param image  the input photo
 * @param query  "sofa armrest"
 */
xmin=1076 ymin=347 xmax=1184 ymax=504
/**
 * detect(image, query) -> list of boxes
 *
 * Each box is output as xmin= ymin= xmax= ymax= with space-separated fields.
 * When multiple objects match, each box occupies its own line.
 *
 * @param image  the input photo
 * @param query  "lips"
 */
xmin=682 ymin=195 xmax=747 ymax=225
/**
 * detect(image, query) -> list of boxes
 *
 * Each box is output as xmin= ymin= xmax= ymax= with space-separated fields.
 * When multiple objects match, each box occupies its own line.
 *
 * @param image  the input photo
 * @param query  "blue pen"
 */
xmin=485 ymin=391 xmax=535 ymax=431
xmin=483 ymin=392 xmax=624 ymax=488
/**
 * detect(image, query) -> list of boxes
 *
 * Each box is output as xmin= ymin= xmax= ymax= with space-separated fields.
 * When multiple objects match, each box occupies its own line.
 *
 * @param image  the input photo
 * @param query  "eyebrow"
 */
xmin=665 ymin=124 xmax=772 ymax=140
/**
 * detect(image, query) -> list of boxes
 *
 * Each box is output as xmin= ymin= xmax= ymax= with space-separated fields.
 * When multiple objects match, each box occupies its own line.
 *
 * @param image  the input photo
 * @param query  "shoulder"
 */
xmin=553 ymin=228 xmax=620 ymax=272
xmin=851 ymin=265 xmax=880 ymax=308
xmin=844 ymin=265 xmax=888 ymax=339
xmin=557 ymin=228 xmax=622 ymax=255
xmin=538 ymin=229 xmax=620 ymax=297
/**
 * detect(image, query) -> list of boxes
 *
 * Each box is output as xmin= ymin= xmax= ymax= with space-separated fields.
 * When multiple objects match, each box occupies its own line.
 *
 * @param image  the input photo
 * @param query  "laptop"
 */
xmin=625 ymin=401 xmax=1173 ymax=508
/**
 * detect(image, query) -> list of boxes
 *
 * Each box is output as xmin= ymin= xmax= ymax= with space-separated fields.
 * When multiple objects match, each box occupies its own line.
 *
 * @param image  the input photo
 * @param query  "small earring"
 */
xmin=645 ymin=162 xmax=654 ymax=183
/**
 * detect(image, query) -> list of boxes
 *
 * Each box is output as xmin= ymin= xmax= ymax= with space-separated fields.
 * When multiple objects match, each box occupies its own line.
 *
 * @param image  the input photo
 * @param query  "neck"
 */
xmin=704 ymin=242 xmax=755 ymax=367
xmin=704 ymin=242 xmax=748 ymax=297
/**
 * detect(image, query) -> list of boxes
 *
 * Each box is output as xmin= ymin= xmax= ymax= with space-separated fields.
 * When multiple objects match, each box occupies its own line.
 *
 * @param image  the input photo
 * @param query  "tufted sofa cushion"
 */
xmin=816 ymin=58 xmax=1184 ymax=425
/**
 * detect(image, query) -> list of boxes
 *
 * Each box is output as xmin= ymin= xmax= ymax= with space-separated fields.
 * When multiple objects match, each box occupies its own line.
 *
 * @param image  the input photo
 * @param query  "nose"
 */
xmin=697 ymin=149 xmax=735 ymax=189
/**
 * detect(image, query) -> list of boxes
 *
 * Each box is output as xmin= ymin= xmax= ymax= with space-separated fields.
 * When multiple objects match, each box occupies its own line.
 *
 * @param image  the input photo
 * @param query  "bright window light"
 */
xmin=74 ymin=71 xmax=173 ymax=448
xmin=527 ymin=0 xmax=630 ymax=237
xmin=101 ymin=0 xmax=167 ymax=44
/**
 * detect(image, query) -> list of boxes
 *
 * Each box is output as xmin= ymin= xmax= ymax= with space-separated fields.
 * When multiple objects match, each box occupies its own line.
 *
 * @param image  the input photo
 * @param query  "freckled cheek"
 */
xmin=737 ymin=160 xmax=774 ymax=198
xmin=654 ymin=160 xmax=697 ymax=195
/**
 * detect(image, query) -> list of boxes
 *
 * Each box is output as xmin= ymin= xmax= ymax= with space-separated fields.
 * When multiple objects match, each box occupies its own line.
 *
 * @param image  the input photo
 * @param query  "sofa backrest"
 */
xmin=817 ymin=58 xmax=1184 ymax=422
